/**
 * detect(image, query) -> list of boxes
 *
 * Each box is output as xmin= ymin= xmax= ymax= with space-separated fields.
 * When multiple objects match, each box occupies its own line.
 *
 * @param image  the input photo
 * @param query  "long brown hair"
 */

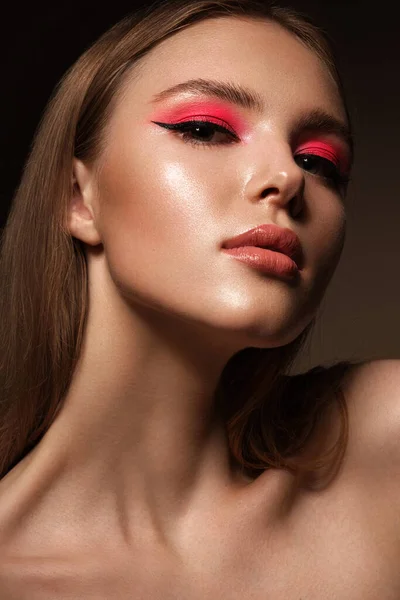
xmin=0 ymin=0 xmax=360 ymax=487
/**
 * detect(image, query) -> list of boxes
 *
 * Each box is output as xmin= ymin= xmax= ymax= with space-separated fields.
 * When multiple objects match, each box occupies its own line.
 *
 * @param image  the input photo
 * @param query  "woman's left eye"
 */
xmin=152 ymin=119 xmax=239 ymax=146
xmin=294 ymin=153 xmax=349 ymax=191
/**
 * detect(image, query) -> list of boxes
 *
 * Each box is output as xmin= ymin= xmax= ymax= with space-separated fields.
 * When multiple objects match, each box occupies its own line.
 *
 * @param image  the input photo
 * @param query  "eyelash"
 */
xmin=293 ymin=154 xmax=351 ymax=192
xmin=152 ymin=119 xmax=238 ymax=146
xmin=152 ymin=119 xmax=351 ymax=192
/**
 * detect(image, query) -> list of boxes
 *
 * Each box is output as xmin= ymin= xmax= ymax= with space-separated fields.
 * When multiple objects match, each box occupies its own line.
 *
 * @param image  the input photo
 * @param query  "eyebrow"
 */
xmin=151 ymin=77 xmax=265 ymax=113
xmin=151 ymin=78 xmax=354 ymax=164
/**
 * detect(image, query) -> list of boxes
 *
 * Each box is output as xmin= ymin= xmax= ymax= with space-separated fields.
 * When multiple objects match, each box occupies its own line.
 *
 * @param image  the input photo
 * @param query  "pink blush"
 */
xmin=296 ymin=140 xmax=349 ymax=174
xmin=150 ymin=100 xmax=249 ymax=137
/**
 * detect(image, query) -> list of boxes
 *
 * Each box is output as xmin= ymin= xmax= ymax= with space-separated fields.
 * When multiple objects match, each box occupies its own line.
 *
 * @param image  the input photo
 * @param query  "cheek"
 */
xmin=311 ymin=201 xmax=346 ymax=287
xmin=99 ymin=156 xmax=217 ymax=249
xmin=291 ymin=202 xmax=346 ymax=330
xmin=97 ymin=124 xmax=236 ymax=254
xmin=94 ymin=140 xmax=228 ymax=301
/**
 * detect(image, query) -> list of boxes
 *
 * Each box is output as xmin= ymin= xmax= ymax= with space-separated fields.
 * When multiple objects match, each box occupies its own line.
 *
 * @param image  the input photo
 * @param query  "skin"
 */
xmin=0 ymin=15 xmax=358 ymax=592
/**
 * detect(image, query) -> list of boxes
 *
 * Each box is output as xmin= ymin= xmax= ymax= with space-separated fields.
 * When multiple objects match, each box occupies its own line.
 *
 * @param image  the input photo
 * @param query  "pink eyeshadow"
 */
xmin=149 ymin=100 xmax=249 ymax=137
xmin=296 ymin=140 xmax=350 ymax=174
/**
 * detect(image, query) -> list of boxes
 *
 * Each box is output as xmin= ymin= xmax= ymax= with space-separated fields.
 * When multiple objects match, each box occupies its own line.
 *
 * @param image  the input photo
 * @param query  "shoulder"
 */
xmin=339 ymin=359 xmax=400 ymax=476
xmin=341 ymin=358 xmax=400 ymax=432
xmin=292 ymin=358 xmax=400 ymax=480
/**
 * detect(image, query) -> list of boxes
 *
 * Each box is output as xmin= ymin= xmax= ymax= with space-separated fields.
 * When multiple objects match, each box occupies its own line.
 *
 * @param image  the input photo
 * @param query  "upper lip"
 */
xmin=222 ymin=223 xmax=303 ymax=269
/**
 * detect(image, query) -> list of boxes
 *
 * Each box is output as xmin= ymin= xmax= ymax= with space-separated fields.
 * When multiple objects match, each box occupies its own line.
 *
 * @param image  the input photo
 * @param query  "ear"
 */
xmin=68 ymin=158 xmax=102 ymax=246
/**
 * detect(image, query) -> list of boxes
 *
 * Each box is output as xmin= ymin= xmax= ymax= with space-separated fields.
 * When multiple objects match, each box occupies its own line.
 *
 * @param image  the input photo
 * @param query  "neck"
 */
xmin=1 ymin=257 xmax=263 ymax=556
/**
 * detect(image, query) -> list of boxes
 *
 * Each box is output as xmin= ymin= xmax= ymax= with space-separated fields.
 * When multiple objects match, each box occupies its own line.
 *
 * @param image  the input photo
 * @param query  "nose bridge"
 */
xmin=245 ymin=131 xmax=304 ymax=203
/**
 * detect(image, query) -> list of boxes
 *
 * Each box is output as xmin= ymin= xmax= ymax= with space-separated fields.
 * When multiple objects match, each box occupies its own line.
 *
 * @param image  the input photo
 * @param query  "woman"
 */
xmin=0 ymin=0 xmax=399 ymax=596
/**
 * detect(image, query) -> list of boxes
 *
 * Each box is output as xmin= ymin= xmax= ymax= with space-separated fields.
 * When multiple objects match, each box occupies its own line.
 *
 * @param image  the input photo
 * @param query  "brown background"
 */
xmin=1 ymin=1 xmax=399 ymax=373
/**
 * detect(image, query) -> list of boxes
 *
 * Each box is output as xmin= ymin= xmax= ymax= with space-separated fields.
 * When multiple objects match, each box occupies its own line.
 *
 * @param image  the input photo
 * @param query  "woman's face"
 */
xmin=82 ymin=17 xmax=351 ymax=350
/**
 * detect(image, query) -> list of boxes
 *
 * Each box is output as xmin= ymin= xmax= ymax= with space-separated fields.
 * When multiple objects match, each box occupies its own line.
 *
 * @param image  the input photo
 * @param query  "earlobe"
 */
xmin=68 ymin=158 xmax=102 ymax=246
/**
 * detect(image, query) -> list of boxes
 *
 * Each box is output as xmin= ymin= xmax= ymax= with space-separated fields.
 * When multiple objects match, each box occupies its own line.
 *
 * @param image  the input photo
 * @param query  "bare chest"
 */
xmin=1 ymin=488 xmax=399 ymax=600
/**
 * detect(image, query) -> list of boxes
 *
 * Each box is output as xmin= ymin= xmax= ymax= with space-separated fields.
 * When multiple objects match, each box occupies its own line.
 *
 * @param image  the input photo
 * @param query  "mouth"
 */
xmin=221 ymin=246 xmax=300 ymax=279
xmin=222 ymin=223 xmax=303 ymax=270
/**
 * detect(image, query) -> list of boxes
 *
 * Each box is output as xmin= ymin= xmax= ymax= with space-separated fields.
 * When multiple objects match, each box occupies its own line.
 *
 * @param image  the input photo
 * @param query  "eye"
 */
xmin=152 ymin=119 xmax=239 ymax=147
xmin=294 ymin=153 xmax=350 ymax=192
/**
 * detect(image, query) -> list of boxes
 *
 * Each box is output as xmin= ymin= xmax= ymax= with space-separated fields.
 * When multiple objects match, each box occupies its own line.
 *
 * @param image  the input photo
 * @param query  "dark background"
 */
xmin=1 ymin=1 xmax=399 ymax=372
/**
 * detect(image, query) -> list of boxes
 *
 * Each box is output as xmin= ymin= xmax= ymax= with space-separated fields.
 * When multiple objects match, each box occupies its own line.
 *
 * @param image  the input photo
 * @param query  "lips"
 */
xmin=222 ymin=224 xmax=303 ymax=269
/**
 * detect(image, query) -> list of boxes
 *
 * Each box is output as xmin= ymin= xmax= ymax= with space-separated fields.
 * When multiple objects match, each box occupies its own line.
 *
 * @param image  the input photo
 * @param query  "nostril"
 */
xmin=260 ymin=187 xmax=278 ymax=199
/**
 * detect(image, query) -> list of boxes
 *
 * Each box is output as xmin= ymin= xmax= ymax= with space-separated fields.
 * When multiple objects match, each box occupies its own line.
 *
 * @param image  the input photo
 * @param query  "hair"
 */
xmin=0 ymin=0 xmax=361 ymax=488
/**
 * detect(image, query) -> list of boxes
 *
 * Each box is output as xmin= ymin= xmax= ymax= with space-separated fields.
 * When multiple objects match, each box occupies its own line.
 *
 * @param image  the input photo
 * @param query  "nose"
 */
xmin=245 ymin=146 xmax=305 ymax=218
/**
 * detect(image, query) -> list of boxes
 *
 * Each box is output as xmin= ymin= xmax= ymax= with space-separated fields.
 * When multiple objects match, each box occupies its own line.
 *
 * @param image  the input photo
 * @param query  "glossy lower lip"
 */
xmin=221 ymin=246 xmax=299 ymax=278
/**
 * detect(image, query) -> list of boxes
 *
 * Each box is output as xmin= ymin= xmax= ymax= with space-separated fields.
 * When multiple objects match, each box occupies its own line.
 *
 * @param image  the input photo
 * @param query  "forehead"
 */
xmin=119 ymin=16 xmax=346 ymax=123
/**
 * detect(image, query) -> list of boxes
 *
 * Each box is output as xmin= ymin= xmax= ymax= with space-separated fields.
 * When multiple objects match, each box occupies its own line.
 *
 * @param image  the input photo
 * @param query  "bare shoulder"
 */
xmin=339 ymin=358 xmax=400 ymax=476
xmin=342 ymin=357 xmax=400 ymax=391
xmin=341 ymin=358 xmax=400 ymax=431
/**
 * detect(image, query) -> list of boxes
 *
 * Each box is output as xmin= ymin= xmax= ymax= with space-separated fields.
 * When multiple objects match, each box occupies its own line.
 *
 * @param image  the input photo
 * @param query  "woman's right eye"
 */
xmin=151 ymin=120 xmax=239 ymax=147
